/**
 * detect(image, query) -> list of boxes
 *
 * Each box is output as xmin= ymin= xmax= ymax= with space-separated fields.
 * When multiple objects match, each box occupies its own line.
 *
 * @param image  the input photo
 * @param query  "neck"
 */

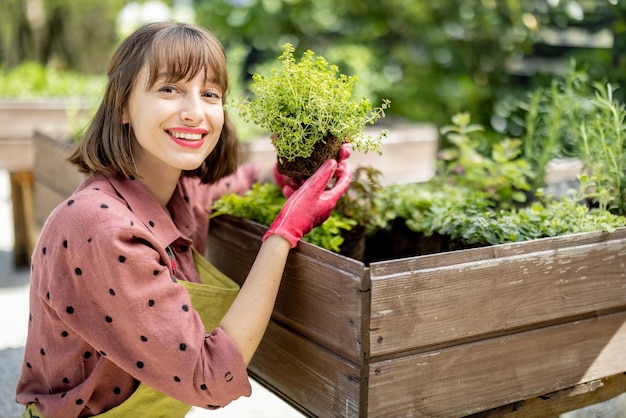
xmin=137 ymin=166 xmax=181 ymax=210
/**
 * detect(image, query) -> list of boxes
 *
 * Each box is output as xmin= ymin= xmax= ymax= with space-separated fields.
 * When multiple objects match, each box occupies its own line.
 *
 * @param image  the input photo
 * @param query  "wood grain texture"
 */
xmin=249 ymin=320 xmax=364 ymax=418
xmin=367 ymin=311 xmax=626 ymax=417
xmin=208 ymin=215 xmax=370 ymax=362
xmin=369 ymin=228 xmax=626 ymax=357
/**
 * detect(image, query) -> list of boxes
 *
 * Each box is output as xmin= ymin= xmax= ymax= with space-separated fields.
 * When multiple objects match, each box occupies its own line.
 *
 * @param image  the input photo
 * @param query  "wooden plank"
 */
xmin=369 ymin=234 xmax=626 ymax=357
xmin=470 ymin=373 xmax=626 ymax=417
xmin=0 ymin=138 xmax=34 ymax=171
xmin=9 ymin=171 xmax=36 ymax=266
xmin=370 ymin=227 xmax=626 ymax=273
xmin=33 ymin=132 xmax=84 ymax=198
xmin=207 ymin=215 xmax=369 ymax=362
xmin=367 ymin=310 xmax=626 ymax=417
xmin=249 ymin=320 xmax=364 ymax=418
xmin=33 ymin=179 xmax=68 ymax=228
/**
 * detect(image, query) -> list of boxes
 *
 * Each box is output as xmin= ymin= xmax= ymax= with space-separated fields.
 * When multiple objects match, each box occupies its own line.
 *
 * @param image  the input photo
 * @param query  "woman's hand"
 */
xmin=264 ymin=157 xmax=352 ymax=248
xmin=273 ymin=143 xmax=352 ymax=198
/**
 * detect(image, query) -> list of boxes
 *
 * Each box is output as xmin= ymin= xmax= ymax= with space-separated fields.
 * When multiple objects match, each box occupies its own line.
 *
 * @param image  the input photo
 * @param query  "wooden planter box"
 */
xmin=206 ymin=215 xmax=626 ymax=417
xmin=0 ymin=100 xmax=88 ymax=265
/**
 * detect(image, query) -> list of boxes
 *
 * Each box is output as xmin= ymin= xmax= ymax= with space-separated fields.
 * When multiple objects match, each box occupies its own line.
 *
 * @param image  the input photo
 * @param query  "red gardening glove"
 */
xmin=264 ymin=158 xmax=352 ymax=248
xmin=274 ymin=143 xmax=353 ymax=198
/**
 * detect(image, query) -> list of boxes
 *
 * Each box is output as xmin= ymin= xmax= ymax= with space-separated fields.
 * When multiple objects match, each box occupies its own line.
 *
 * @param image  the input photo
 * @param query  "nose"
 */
xmin=180 ymin=95 xmax=204 ymax=124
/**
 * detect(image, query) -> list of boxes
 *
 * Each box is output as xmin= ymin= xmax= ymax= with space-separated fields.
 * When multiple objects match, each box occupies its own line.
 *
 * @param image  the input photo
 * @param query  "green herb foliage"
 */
xmin=231 ymin=43 xmax=390 ymax=162
xmin=210 ymin=183 xmax=355 ymax=252
xmin=439 ymin=112 xmax=532 ymax=208
xmin=0 ymin=61 xmax=105 ymax=99
xmin=579 ymin=82 xmax=626 ymax=215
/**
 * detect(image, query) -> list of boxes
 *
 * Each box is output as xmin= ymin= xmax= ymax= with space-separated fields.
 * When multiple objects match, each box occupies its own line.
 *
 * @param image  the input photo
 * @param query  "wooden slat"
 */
xmin=207 ymin=215 xmax=370 ymax=362
xmin=33 ymin=179 xmax=68 ymax=228
xmin=33 ymin=132 xmax=84 ymax=198
xmin=367 ymin=310 xmax=626 ymax=417
xmin=249 ymin=320 xmax=364 ymax=418
xmin=9 ymin=171 xmax=36 ymax=266
xmin=369 ymin=232 xmax=626 ymax=357
xmin=0 ymin=138 xmax=34 ymax=171
xmin=471 ymin=373 xmax=626 ymax=417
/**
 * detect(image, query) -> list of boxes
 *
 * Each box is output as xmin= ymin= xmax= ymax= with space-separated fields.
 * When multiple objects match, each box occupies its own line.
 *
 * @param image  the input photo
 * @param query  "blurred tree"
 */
xmin=0 ymin=0 xmax=126 ymax=73
xmin=196 ymin=0 xmax=625 ymax=130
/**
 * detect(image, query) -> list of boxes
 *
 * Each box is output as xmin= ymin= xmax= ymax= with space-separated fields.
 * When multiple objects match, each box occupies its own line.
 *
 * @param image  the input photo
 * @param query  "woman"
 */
xmin=16 ymin=21 xmax=351 ymax=417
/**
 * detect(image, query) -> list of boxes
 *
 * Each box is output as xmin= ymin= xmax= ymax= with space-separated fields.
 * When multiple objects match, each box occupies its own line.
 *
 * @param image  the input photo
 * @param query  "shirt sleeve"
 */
xmin=42 ymin=192 xmax=251 ymax=408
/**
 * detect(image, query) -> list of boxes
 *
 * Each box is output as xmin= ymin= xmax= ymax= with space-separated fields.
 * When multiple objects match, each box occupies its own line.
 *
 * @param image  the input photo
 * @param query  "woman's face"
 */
xmin=123 ymin=64 xmax=224 ymax=182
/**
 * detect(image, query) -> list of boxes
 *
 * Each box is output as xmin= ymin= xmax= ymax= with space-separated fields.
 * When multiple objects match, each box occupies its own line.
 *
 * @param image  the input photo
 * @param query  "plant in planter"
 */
xmin=230 ymin=43 xmax=390 ymax=178
xmin=208 ymin=67 xmax=626 ymax=417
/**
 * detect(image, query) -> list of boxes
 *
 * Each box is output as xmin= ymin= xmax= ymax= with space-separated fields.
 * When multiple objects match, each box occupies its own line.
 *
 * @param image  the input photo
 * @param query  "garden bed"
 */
xmin=206 ymin=214 xmax=626 ymax=417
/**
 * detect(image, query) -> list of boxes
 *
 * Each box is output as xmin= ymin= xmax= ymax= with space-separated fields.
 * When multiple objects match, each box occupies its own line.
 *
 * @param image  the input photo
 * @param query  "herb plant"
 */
xmin=231 ymin=43 xmax=390 ymax=163
xmin=210 ymin=182 xmax=355 ymax=252
xmin=438 ymin=112 xmax=532 ymax=208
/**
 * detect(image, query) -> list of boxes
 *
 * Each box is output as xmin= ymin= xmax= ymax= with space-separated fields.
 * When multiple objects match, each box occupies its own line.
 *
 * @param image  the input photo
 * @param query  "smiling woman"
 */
xmin=16 ymin=21 xmax=352 ymax=418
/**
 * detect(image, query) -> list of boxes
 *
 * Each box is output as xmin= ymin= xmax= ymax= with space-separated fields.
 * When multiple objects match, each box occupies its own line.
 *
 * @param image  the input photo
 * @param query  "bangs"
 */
xmin=145 ymin=25 xmax=228 ymax=93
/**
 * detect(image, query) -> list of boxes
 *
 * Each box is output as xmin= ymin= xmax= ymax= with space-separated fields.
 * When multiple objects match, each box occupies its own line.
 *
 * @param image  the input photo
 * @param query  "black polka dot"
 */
xmin=42 ymin=247 xmax=47 ymax=255
xmin=149 ymin=220 xmax=155 ymax=227
xmin=105 ymin=316 xmax=113 ymax=323
xmin=130 ymin=221 xmax=134 ymax=226
xmin=148 ymin=299 xmax=155 ymax=307
xmin=200 ymin=384 xmax=207 ymax=390
xmin=74 ymin=267 xmax=82 ymax=276
xmin=100 ymin=204 xmax=109 ymax=209
xmin=179 ymin=343 xmax=187 ymax=351
xmin=174 ymin=376 xmax=181 ymax=382
xmin=63 ymin=240 xmax=68 ymax=248
xmin=113 ymin=387 xmax=121 ymax=395
xmin=67 ymin=199 xmax=75 ymax=206
xmin=140 ymin=335 xmax=148 ymax=342
xmin=66 ymin=306 xmax=74 ymax=314
xmin=40 ymin=348 xmax=45 ymax=355
xmin=109 ymin=288 xmax=115 ymax=296
xmin=62 ymin=377 xmax=69 ymax=384
xmin=137 ymin=361 xmax=144 ymax=369
xmin=183 ymin=195 xmax=189 ymax=203
xmin=224 ymin=371 xmax=233 ymax=382
xmin=99 ymin=351 xmax=107 ymax=356
xmin=61 ymin=331 xmax=69 ymax=337
xmin=60 ymin=393 xmax=67 ymax=399
xmin=83 ymin=351 xmax=91 ymax=359
xmin=118 ymin=255 xmax=126 ymax=263
xmin=129 ymin=176 xmax=136 ymax=181
xmin=87 ymin=238 xmax=92 ymax=243
xmin=153 ymin=270 xmax=159 ymax=276
xmin=182 ymin=305 xmax=189 ymax=312
xmin=26 ymin=362 xmax=32 ymax=368
xmin=76 ymin=399 xmax=83 ymax=405
xmin=46 ymin=292 xmax=50 ymax=300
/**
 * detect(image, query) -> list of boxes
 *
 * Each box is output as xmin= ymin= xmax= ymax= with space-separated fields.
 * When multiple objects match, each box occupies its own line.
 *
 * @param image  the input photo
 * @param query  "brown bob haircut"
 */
xmin=68 ymin=21 xmax=240 ymax=184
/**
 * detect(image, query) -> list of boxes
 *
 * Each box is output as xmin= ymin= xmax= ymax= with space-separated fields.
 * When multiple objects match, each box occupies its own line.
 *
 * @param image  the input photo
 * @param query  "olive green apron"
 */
xmin=24 ymin=247 xmax=240 ymax=418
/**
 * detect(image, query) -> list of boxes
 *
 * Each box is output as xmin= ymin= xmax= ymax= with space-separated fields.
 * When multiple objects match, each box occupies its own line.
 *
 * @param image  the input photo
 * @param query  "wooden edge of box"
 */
xmin=249 ymin=319 xmax=365 ymax=417
xmin=369 ymin=231 xmax=626 ymax=357
xmin=208 ymin=215 xmax=371 ymax=362
xmin=367 ymin=310 xmax=626 ymax=417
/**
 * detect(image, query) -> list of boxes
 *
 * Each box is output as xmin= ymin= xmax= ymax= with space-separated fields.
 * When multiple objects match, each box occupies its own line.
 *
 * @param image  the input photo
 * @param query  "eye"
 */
xmin=202 ymin=89 xmax=222 ymax=103
xmin=158 ymin=84 xmax=179 ymax=94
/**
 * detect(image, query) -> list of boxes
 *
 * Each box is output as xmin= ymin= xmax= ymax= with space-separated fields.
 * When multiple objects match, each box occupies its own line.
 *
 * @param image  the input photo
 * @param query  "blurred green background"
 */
xmin=1 ymin=0 xmax=625 ymax=137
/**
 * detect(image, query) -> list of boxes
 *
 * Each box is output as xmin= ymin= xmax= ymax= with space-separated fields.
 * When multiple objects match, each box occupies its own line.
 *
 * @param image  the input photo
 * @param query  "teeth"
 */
xmin=169 ymin=131 xmax=203 ymax=141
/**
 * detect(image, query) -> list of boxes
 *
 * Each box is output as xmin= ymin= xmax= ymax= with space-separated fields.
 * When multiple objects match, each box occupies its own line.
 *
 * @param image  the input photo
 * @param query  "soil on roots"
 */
xmin=277 ymin=135 xmax=343 ymax=179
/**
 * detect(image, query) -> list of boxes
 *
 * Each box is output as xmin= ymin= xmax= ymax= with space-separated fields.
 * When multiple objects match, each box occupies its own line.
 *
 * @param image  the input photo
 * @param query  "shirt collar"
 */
xmin=101 ymin=173 xmax=196 ymax=247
